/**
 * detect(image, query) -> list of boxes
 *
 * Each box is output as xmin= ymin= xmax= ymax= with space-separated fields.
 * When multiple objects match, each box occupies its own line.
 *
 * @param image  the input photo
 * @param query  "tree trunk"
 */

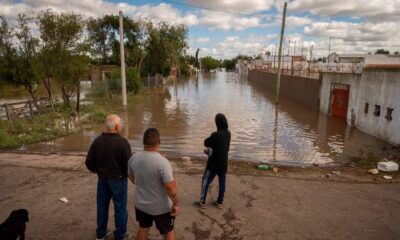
xmin=76 ymin=79 xmax=81 ymax=113
xmin=61 ymin=86 xmax=70 ymax=106
xmin=43 ymin=77 xmax=55 ymax=113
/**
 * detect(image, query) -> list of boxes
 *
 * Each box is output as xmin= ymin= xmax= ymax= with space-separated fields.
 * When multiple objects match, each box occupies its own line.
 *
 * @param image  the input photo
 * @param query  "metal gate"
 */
xmin=331 ymin=83 xmax=350 ymax=119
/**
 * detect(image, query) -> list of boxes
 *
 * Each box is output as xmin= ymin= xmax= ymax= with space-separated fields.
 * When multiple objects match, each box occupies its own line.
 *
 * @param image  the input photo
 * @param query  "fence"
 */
xmin=0 ymin=98 xmax=52 ymax=120
xmin=141 ymin=74 xmax=164 ymax=88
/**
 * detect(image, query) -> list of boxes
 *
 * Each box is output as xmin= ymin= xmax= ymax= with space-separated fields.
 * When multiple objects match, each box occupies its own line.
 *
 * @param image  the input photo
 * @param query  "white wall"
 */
xmin=320 ymin=71 xmax=400 ymax=145
xmin=354 ymin=70 xmax=400 ymax=145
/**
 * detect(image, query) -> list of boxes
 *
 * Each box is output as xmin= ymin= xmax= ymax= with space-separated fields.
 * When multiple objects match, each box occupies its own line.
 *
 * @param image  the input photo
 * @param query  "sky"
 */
xmin=1 ymin=0 xmax=400 ymax=59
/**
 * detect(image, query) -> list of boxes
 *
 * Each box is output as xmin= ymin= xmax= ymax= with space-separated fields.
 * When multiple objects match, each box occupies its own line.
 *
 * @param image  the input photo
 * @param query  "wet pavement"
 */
xmin=22 ymin=72 xmax=395 ymax=166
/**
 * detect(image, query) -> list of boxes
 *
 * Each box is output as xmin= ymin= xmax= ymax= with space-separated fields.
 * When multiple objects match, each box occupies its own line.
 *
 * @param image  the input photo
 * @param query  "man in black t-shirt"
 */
xmin=86 ymin=114 xmax=132 ymax=240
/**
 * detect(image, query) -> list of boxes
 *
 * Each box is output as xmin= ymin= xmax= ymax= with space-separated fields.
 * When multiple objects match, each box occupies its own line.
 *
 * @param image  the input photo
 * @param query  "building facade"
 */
xmin=320 ymin=55 xmax=400 ymax=145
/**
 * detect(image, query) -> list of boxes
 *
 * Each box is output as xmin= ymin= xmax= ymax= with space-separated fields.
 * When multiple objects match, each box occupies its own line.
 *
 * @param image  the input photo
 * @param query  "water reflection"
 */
xmin=24 ymin=72 xmax=394 ymax=166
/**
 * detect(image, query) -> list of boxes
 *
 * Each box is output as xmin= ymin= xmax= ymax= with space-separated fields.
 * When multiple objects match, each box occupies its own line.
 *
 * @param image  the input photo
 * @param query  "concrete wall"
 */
xmin=320 ymin=70 xmax=400 ymax=145
xmin=354 ymin=70 xmax=400 ymax=145
xmin=319 ymin=73 xmax=361 ymax=125
xmin=248 ymin=70 xmax=321 ymax=110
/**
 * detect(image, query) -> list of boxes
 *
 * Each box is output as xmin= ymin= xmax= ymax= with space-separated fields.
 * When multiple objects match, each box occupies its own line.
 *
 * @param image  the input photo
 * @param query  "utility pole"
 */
xmin=275 ymin=1 xmax=287 ymax=104
xmin=328 ymin=36 xmax=332 ymax=56
xmin=119 ymin=10 xmax=127 ymax=107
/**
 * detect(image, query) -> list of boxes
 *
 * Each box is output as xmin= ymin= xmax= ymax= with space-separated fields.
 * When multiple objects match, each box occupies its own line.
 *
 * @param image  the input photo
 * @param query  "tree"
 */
xmin=37 ymin=9 xmax=83 ymax=108
xmin=0 ymin=15 xmax=16 ymax=85
xmin=143 ymin=22 xmax=188 ymax=76
xmin=394 ymin=51 xmax=399 ymax=55
xmin=201 ymin=56 xmax=220 ymax=72
xmin=222 ymin=59 xmax=236 ymax=71
xmin=14 ymin=14 xmax=40 ymax=105
xmin=375 ymin=49 xmax=390 ymax=54
xmin=87 ymin=15 xmax=143 ymax=69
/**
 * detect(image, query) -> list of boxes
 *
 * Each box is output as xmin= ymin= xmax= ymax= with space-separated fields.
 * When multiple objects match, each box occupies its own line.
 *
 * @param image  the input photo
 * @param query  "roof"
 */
xmin=329 ymin=52 xmax=367 ymax=58
xmin=364 ymin=55 xmax=400 ymax=69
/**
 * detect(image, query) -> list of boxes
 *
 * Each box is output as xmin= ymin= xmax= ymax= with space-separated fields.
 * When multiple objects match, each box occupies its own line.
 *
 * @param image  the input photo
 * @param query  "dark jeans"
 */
xmin=200 ymin=169 xmax=226 ymax=204
xmin=96 ymin=176 xmax=128 ymax=240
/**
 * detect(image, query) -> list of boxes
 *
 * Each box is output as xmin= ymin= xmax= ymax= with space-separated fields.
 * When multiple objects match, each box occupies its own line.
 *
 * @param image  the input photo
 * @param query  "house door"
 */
xmin=331 ymin=83 xmax=350 ymax=119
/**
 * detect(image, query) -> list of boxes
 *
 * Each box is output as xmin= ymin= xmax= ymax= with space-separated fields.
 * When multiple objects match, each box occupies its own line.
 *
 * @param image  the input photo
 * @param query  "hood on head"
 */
xmin=215 ymin=113 xmax=228 ymax=130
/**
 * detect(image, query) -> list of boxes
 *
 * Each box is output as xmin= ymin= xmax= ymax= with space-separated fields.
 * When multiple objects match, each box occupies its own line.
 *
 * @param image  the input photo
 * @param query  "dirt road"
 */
xmin=0 ymin=153 xmax=399 ymax=240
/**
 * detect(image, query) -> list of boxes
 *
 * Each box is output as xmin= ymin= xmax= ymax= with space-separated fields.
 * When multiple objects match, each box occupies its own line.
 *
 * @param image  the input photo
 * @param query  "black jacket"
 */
xmin=204 ymin=113 xmax=231 ymax=173
xmin=85 ymin=132 xmax=132 ymax=179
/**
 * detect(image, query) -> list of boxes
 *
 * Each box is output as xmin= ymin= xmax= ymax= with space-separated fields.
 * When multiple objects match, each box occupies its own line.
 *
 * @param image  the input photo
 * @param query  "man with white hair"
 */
xmin=86 ymin=114 xmax=132 ymax=240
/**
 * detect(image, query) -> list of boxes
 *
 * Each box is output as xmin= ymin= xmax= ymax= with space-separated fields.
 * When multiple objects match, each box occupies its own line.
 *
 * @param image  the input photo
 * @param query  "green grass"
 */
xmin=0 ymin=115 xmax=68 ymax=149
xmin=348 ymin=155 xmax=380 ymax=168
xmin=0 ymin=85 xmax=145 ymax=149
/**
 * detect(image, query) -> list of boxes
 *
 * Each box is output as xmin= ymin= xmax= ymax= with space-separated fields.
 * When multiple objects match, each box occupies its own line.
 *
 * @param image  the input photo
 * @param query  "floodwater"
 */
xmin=22 ymin=72 xmax=395 ymax=166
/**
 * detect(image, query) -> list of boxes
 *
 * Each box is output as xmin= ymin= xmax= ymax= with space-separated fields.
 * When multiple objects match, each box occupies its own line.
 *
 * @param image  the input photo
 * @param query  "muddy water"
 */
xmin=23 ymin=72 xmax=394 ymax=166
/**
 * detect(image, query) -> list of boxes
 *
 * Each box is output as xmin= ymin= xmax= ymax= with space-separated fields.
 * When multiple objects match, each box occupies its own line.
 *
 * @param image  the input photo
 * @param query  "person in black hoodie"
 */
xmin=85 ymin=114 xmax=132 ymax=240
xmin=194 ymin=113 xmax=231 ymax=209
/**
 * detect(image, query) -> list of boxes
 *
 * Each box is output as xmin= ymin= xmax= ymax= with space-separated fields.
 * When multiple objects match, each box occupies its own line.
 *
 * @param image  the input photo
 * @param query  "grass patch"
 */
xmin=348 ymin=155 xmax=380 ymax=168
xmin=0 ymin=115 xmax=68 ymax=149
xmin=0 ymin=84 xmax=145 ymax=149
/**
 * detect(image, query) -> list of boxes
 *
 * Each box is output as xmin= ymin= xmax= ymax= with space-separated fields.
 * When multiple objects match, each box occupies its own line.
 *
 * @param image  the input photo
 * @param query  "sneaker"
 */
xmin=193 ymin=201 xmax=207 ymax=209
xmin=96 ymin=231 xmax=111 ymax=240
xmin=120 ymin=232 xmax=133 ymax=240
xmin=213 ymin=201 xmax=223 ymax=209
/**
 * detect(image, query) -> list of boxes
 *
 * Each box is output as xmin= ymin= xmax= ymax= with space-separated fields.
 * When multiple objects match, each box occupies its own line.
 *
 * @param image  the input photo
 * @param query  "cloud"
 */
xmin=198 ymin=10 xmax=263 ymax=31
xmin=0 ymin=0 xmax=269 ymax=31
xmin=287 ymin=0 xmax=400 ymax=22
xmin=195 ymin=37 xmax=210 ymax=43
xmin=285 ymin=16 xmax=313 ymax=27
xmin=187 ymin=0 xmax=273 ymax=14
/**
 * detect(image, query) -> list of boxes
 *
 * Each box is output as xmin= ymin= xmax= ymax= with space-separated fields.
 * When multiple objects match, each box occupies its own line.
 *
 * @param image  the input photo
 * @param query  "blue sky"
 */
xmin=2 ymin=0 xmax=400 ymax=59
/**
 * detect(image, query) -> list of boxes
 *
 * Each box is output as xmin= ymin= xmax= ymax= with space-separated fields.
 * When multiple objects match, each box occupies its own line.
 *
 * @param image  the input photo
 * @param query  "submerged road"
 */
xmin=0 ymin=153 xmax=399 ymax=240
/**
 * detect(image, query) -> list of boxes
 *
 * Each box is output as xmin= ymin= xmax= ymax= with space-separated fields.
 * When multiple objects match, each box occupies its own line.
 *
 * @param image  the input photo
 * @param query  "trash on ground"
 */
xmin=377 ymin=161 xmax=399 ymax=172
xmin=272 ymin=167 xmax=278 ymax=173
xmin=59 ymin=197 xmax=69 ymax=203
xmin=331 ymin=171 xmax=341 ymax=176
xmin=382 ymin=175 xmax=393 ymax=180
xmin=181 ymin=156 xmax=191 ymax=161
xmin=325 ymin=173 xmax=331 ymax=178
xmin=257 ymin=164 xmax=270 ymax=170
xmin=368 ymin=169 xmax=379 ymax=175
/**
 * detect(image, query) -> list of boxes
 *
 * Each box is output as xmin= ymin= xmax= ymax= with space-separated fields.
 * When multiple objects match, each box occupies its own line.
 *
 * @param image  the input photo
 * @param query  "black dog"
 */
xmin=0 ymin=209 xmax=29 ymax=240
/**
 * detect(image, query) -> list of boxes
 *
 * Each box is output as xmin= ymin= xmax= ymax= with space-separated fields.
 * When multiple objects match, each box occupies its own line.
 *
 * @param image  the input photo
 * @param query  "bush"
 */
xmin=105 ymin=67 xmax=142 ymax=95
xmin=126 ymin=67 xmax=142 ymax=94
xmin=87 ymin=106 xmax=108 ymax=124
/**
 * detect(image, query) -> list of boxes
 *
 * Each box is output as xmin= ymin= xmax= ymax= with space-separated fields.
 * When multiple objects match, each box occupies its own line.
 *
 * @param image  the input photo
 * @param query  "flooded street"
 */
xmin=23 ymin=72 xmax=394 ymax=166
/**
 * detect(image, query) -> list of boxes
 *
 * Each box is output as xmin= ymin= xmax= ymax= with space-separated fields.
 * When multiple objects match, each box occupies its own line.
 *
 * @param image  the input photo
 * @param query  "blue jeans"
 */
xmin=96 ymin=177 xmax=128 ymax=240
xmin=200 ymin=170 xmax=226 ymax=204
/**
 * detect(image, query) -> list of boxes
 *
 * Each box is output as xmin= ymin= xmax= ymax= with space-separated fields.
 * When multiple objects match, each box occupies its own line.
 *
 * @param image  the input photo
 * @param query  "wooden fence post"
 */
xmin=28 ymin=100 xmax=34 ymax=118
xmin=4 ymin=103 xmax=11 ymax=120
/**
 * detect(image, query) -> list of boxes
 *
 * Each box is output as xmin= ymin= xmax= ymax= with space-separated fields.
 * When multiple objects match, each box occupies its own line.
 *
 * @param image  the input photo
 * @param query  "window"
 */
xmin=374 ymin=105 xmax=380 ymax=116
xmin=386 ymin=108 xmax=393 ymax=121
xmin=364 ymin=103 xmax=369 ymax=114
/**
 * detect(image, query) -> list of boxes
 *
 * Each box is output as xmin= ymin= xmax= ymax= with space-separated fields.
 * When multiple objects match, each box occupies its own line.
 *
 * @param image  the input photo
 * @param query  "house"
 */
xmin=319 ymin=54 xmax=400 ymax=145
xmin=327 ymin=52 xmax=367 ymax=64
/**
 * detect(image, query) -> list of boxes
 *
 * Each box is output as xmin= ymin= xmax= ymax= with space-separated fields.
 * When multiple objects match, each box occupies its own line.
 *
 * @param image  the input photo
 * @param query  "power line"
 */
xmin=160 ymin=0 xmax=282 ymax=20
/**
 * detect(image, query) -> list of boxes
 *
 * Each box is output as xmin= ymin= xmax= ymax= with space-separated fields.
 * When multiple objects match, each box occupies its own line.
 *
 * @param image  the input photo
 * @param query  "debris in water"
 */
xmin=382 ymin=175 xmax=393 ymax=180
xmin=181 ymin=156 xmax=191 ymax=161
xmin=331 ymin=171 xmax=341 ymax=176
